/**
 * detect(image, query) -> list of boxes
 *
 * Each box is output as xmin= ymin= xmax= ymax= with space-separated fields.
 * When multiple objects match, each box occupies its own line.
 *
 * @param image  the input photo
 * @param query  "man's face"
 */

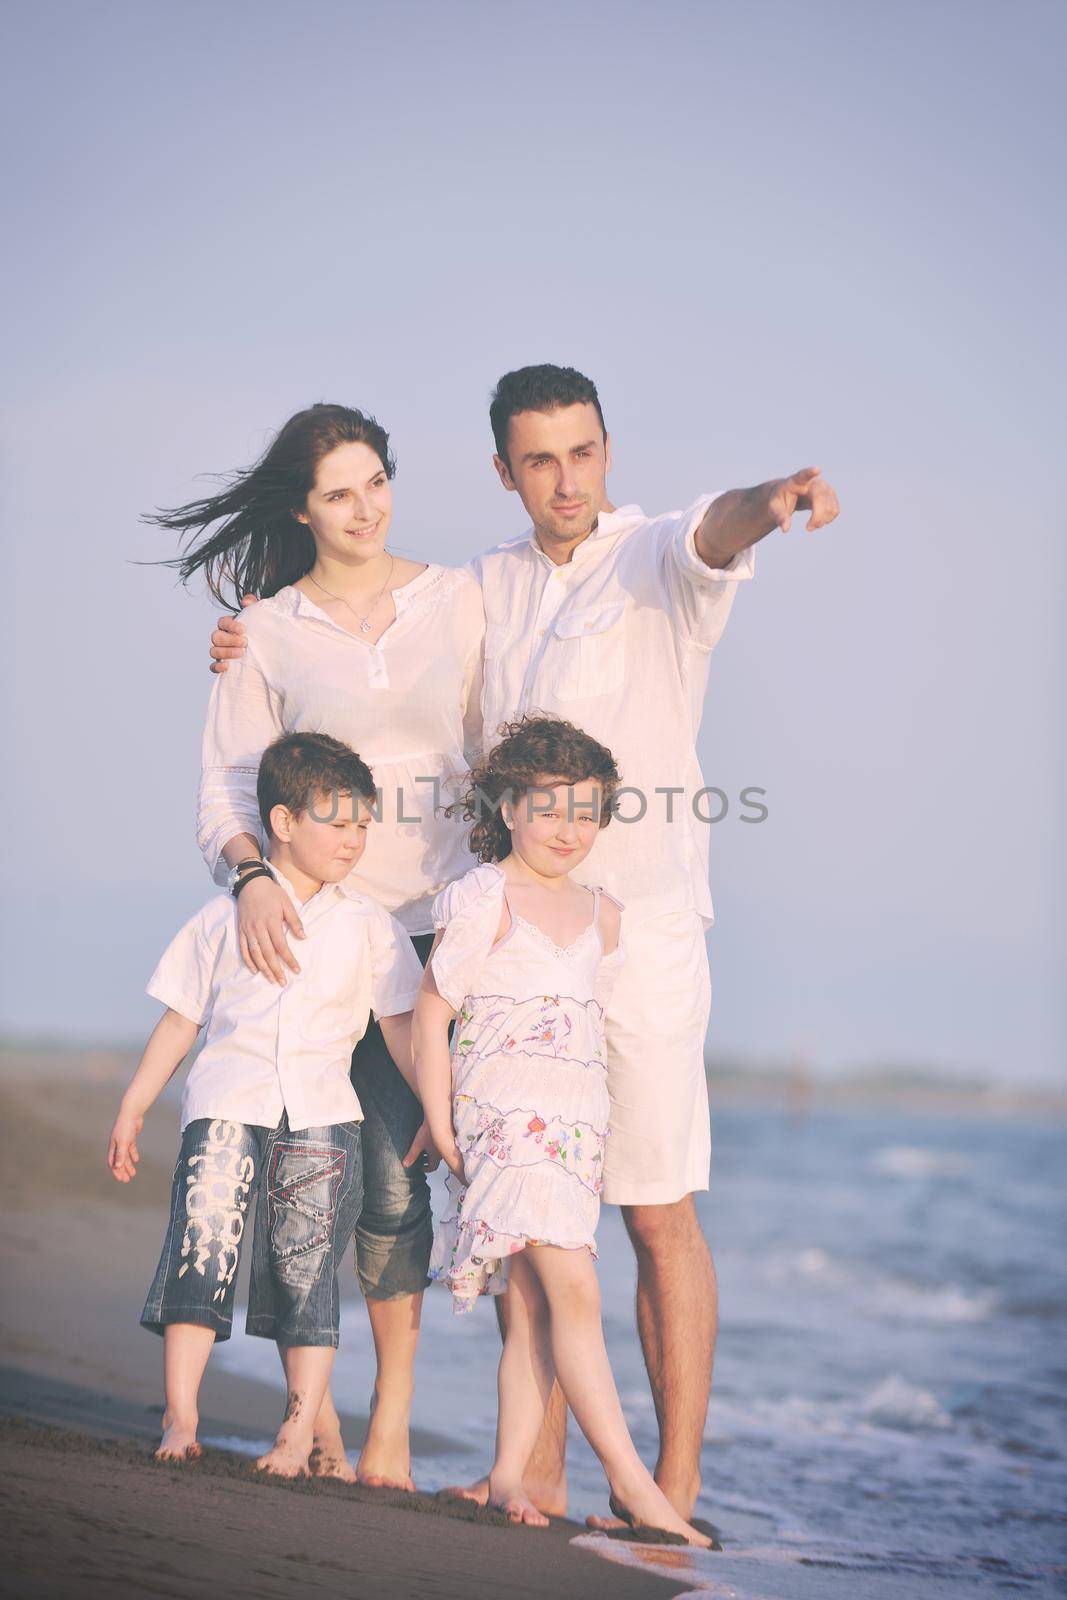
xmin=493 ymin=403 xmax=611 ymax=554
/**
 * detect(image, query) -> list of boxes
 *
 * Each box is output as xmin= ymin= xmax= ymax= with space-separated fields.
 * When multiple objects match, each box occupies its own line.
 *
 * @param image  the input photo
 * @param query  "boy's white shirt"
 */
xmin=469 ymin=496 xmax=755 ymax=927
xmin=147 ymin=862 xmax=423 ymax=1133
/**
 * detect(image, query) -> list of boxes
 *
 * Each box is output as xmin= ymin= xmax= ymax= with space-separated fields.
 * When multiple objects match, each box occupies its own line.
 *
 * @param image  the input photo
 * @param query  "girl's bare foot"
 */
xmin=606 ymin=1481 xmax=712 ymax=1548
xmin=439 ymin=1471 xmax=567 ymax=1517
xmin=257 ymin=1435 xmax=312 ymax=1477
xmin=488 ymin=1479 xmax=550 ymax=1528
xmin=156 ymin=1414 xmax=202 ymax=1462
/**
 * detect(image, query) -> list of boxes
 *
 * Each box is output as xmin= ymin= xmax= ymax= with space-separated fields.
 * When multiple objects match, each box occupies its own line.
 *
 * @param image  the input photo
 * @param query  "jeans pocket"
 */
xmin=267 ymin=1141 xmax=348 ymax=1289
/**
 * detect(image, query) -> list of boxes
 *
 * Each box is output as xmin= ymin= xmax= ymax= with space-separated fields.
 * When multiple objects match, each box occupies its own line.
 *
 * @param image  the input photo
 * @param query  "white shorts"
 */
xmin=601 ymin=908 xmax=712 ymax=1207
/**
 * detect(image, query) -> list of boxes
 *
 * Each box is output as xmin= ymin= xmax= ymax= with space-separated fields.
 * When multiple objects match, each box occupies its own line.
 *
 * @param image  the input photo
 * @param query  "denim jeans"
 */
xmin=351 ymin=931 xmax=434 ymax=1300
xmin=141 ymin=1113 xmax=362 ymax=1346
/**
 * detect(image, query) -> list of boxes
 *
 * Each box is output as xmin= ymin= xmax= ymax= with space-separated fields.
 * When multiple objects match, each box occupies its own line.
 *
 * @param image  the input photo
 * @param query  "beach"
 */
xmin=2 ymin=1045 xmax=1065 ymax=1598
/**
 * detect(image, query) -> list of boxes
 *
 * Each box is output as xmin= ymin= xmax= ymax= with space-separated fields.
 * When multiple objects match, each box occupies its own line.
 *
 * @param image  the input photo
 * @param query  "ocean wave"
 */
xmin=871 ymin=1145 xmax=972 ymax=1178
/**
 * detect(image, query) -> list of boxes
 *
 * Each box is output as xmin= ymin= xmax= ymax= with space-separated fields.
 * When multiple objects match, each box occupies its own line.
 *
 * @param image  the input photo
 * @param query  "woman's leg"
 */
xmin=523 ymin=1245 xmax=712 ymax=1547
xmin=487 ymin=1254 xmax=555 ymax=1526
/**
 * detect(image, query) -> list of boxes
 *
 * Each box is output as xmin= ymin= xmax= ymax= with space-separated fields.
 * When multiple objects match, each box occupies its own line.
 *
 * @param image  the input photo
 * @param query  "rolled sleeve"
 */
xmin=659 ymin=494 xmax=756 ymax=651
xmin=197 ymin=643 xmax=281 ymax=884
xmin=146 ymin=909 xmax=220 ymax=1026
xmin=368 ymin=908 xmax=425 ymax=1020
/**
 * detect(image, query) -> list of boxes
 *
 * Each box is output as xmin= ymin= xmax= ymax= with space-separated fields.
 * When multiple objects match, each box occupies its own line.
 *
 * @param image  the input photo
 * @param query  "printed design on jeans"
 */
xmin=267 ymin=1140 xmax=347 ymax=1293
xmin=452 ymin=1094 xmax=606 ymax=1195
xmin=178 ymin=1119 xmax=255 ymax=1302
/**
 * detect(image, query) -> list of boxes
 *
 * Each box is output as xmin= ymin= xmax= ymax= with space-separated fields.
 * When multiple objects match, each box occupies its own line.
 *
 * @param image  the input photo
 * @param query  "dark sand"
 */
xmin=0 ymin=1049 xmax=689 ymax=1599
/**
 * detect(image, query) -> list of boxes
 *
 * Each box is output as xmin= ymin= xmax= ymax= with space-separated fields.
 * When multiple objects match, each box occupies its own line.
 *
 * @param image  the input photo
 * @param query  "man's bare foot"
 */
xmin=156 ymin=1414 xmax=202 ymax=1462
xmin=439 ymin=1471 xmax=567 ymax=1517
xmin=488 ymin=1480 xmax=550 ymax=1528
xmin=257 ymin=1436 xmax=312 ymax=1478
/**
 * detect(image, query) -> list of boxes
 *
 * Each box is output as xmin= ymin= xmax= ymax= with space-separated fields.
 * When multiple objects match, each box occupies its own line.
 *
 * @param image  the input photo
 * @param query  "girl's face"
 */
xmin=295 ymin=440 xmax=393 ymax=564
xmin=503 ymin=775 xmax=604 ymax=880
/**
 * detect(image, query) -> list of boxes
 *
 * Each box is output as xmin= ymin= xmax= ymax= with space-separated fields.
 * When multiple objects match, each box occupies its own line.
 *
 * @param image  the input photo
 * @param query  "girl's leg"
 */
xmin=159 ymin=1323 xmax=216 ymax=1460
xmin=524 ymin=1246 xmax=712 ymax=1548
xmin=257 ymin=1346 xmax=337 ymax=1476
xmin=487 ymin=1253 xmax=555 ymax=1526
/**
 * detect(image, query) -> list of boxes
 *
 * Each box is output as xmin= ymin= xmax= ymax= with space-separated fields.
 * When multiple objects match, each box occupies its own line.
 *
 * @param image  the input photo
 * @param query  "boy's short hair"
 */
xmin=257 ymin=733 xmax=376 ymax=837
xmin=489 ymin=364 xmax=607 ymax=467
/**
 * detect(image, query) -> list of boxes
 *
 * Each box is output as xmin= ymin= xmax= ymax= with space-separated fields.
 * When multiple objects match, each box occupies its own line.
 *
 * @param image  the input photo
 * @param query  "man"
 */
xmin=211 ymin=365 xmax=839 ymax=1522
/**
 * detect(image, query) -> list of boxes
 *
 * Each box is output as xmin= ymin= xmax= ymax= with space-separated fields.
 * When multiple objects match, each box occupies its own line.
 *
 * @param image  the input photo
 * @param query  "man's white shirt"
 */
xmin=147 ymin=863 xmax=423 ymax=1132
xmin=470 ymin=497 xmax=754 ymax=926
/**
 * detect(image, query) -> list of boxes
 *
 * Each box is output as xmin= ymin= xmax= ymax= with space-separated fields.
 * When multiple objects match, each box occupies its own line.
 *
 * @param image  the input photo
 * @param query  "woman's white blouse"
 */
xmin=197 ymin=565 xmax=485 ymax=934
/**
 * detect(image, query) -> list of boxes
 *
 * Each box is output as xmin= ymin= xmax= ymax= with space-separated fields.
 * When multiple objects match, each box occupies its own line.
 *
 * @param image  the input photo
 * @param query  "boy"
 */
xmin=107 ymin=732 xmax=423 ymax=1475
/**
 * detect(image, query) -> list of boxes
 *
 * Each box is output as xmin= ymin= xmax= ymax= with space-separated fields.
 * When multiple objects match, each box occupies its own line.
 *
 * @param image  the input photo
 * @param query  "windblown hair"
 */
xmin=489 ymin=364 xmax=607 ymax=466
xmin=257 ymin=732 xmax=377 ymax=839
xmin=148 ymin=403 xmax=396 ymax=607
xmin=452 ymin=715 xmax=621 ymax=864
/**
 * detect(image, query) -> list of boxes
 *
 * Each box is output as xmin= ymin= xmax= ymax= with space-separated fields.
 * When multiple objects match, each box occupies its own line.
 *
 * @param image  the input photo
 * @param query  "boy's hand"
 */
xmin=209 ymin=595 xmax=257 ymax=675
xmin=108 ymin=1108 xmax=144 ymax=1183
xmin=402 ymin=1119 xmax=444 ymax=1173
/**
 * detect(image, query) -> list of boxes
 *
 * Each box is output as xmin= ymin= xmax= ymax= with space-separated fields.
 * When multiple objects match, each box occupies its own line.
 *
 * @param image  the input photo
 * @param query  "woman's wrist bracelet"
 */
xmin=232 ymin=866 xmax=273 ymax=899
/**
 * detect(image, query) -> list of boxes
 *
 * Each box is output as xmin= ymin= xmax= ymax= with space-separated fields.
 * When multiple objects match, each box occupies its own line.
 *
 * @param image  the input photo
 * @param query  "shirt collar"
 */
xmin=527 ymin=504 xmax=644 ymax=567
xmin=262 ymin=857 xmax=347 ymax=911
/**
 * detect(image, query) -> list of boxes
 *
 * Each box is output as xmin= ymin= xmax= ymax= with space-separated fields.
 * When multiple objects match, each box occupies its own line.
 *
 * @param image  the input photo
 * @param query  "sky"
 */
xmin=2 ymin=0 xmax=1063 ymax=1082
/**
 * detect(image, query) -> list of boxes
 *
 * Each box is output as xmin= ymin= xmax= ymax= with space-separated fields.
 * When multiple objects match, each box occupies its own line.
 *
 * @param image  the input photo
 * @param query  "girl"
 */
xmin=413 ymin=716 xmax=711 ymax=1546
xmin=149 ymin=403 xmax=484 ymax=1484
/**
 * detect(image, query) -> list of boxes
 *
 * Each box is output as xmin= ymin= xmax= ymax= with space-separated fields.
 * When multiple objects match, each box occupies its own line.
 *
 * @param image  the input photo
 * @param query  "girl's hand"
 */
xmin=236 ymin=874 xmax=305 ymax=984
xmin=108 ymin=1108 xmax=144 ymax=1183
xmin=441 ymin=1141 xmax=466 ymax=1183
xmin=402 ymin=1119 xmax=444 ymax=1173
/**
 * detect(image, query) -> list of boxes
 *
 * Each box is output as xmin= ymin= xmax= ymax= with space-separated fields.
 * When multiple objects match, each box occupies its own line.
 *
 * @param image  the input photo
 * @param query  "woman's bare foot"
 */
xmin=488 ymin=1478 xmax=550 ymax=1528
xmin=155 ymin=1414 xmax=202 ymax=1462
xmin=439 ymin=1471 xmax=567 ymax=1517
xmin=355 ymin=1396 xmax=415 ymax=1491
xmin=257 ymin=1434 xmax=312 ymax=1477
xmin=604 ymin=1481 xmax=712 ymax=1548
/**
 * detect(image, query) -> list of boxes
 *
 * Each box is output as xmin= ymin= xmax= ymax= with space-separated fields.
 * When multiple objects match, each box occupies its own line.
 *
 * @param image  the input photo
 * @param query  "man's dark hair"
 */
xmin=257 ymin=732 xmax=377 ymax=837
xmin=489 ymin=364 xmax=606 ymax=467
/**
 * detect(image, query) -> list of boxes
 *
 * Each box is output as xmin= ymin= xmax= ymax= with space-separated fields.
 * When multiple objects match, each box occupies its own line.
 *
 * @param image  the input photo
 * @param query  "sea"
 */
xmin=211 ymin=1102 xmax=1067 ymax=1598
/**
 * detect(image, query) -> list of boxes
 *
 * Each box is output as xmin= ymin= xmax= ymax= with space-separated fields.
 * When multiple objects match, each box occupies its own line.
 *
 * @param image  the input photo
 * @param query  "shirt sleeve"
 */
xmin=429 ymin=865 xmax=506 ymax=1010
xmin=197 ymin=638 xmax=283 ymax=886
xmin=368 ymin=909 xmax=425 ymax=1021
xmin=652 ymin=494 xmax=756 ymax=652
xmin=457 ymin=575 xmax=487 ymax=770
xmin=146 ymin=905 xmax=222 ymax=1027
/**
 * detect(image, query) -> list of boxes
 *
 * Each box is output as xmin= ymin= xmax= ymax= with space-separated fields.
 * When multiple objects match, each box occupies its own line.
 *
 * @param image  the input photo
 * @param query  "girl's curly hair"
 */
xmin=451 ymin=715 xmax=622 ymax=864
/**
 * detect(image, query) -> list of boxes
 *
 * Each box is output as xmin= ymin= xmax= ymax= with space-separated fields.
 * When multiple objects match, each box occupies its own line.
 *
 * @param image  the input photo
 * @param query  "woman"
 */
xmin=152 ymin=402 xmax=484 ymax=1486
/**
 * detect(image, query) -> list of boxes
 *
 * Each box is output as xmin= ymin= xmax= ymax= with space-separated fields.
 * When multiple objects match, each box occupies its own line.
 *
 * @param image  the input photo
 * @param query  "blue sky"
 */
xmin=2 ymin=0 xmax=1063 ymax=1080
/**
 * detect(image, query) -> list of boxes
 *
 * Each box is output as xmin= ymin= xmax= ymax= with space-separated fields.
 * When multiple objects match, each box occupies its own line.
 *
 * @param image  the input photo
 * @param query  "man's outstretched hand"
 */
xmin=767 ymin=466 xmax=839 ymax=534
xmin=210 ymin=593 xmax=258 ymax=673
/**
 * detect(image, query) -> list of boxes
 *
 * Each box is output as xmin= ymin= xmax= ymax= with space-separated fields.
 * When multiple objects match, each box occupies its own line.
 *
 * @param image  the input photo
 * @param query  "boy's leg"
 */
xmin=350 ymin=951 xmax=433 ymax=1488
xmin=141 ymin=1118 xmax=258 ymax=1459
xmin=247 ymin=1116 xmax=363 ymax=1478
xmin=523 ymin=1244 xmax=710 ymax=1548
xmin=487 ymin=1254 xmax=554 ymax=1527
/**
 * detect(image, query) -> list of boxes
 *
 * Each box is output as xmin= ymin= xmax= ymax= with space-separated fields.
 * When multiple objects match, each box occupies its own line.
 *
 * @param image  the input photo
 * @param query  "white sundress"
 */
xmin=428 ymin=864 xmax=626 ymax=1313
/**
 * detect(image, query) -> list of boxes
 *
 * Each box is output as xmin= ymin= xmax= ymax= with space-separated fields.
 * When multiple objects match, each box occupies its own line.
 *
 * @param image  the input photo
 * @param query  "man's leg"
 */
xmin=623 ymin=1195 xmax=716 ymax=1516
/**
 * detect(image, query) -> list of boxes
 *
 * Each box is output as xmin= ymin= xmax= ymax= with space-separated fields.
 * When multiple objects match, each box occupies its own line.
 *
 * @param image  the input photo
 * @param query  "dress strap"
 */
xmin=590 ymin=885 xmax=603 ymax=934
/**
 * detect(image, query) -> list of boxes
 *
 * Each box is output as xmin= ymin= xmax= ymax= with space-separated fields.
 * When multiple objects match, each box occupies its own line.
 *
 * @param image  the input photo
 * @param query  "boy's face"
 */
xmin=492 ymin=402 xmax=611 ymax=557
xmin=270 ymin=790 xmax=373 ymax=882
xmin=503 ymin=775 xmax=604 ymax=881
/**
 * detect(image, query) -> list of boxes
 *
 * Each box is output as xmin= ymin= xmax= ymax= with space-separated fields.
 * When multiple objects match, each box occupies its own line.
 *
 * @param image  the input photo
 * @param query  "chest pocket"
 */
xmin=548 ymin=601 xmax=626 ymax=700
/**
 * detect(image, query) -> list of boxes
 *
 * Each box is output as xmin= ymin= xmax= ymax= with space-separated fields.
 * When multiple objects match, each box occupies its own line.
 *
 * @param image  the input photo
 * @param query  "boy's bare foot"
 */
xmin=256 ymin=1436 xmax=312 ymax=1478
xmin=488 ymin=1479 xmax=550 ymax=1528
xmin=602 ymin=1482 xmax=713 ymax=1549
xmin=439 ymin=1471 xmax=568 ymax=1517
xmin=355 ymin=1401 xmax=415 ymax=1491
xmin=156 ymin=1414 xmax=202 ymax=1462
xmin=309 ymin=1435 xmax=357 ymax=1483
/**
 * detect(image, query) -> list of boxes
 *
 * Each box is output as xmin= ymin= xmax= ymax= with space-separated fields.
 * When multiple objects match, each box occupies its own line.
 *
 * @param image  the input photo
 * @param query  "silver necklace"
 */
xmin=308 ymin=556 xmax=395 ymax=633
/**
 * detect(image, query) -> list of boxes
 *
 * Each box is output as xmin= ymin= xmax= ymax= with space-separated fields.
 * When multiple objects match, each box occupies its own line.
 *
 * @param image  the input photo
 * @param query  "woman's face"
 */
xmin=295 ymin=440 xmax=393 ymax=564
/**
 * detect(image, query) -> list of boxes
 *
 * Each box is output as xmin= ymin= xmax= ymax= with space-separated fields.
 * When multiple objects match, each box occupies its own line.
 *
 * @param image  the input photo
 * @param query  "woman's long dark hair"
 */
xmin=148 ymin=403 xmax=396 ymax=607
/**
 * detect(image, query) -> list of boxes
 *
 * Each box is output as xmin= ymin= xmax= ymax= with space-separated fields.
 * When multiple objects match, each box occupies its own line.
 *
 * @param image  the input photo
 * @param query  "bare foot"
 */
xmin=488 ymin=1482 xmax=550 ymax=1528
xmin=156 ymin=1415 xmax=202 ymax=1462
xmin=309 ymin=1438 xmax=357 ymax=1483
xmin=355 ymin=1407 xmax=415 ymax=1491
xmin=602 ymin=1484 xmax=712 ymax=1549
xmin=257 ymin=1436 xmax=312 ymax=1478
xmin=439 ymin=1472 xmax=567 ymax=1517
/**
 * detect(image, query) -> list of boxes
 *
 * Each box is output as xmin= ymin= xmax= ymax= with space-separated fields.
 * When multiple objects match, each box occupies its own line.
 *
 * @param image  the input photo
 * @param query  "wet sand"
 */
xmin=0 ymin=1049 xmax=687 ymax=1599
